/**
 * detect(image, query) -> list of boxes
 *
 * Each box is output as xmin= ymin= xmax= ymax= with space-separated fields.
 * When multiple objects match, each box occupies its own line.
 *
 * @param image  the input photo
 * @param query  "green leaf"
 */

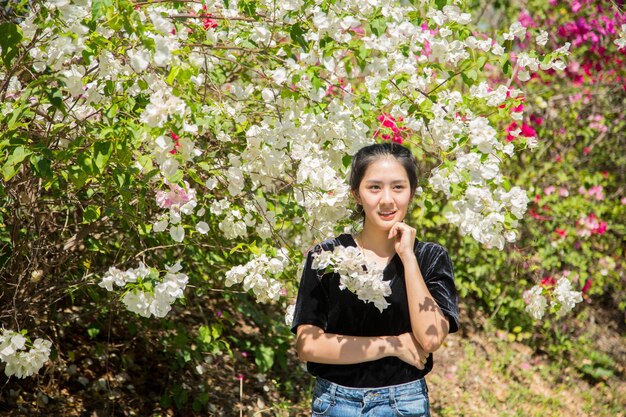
xmin=502 ymin=59 xmax=512 ymax=76
xmin=93 ymin=141 xmax=113 ymax=174
xmin=369 ymin=18 xmax=388 ymax=37
xmin=476 ymin=56 xmax=488 ymax=70
xmin=238 ymin=0 xmax=257 ymax=16
xmin=83 ymin=205 xmax=101 ymax=223
xmin=7 ymin=103 xmax=31 ymax=130
xmin=290 ymin=23 xmax=309 ymax=52
xmin=0 ymin=23 xmax=23 ymax=67
xmin=198 ymin=325 xmax=213 ymax=344
xmin=166 ymin=66 xmax=181 ymax=85
xmin=77 ymin=152 xmax=94 ymax=175
xmin=29 ymin=154 xmax=53 ymax=179
xmin=87 ymin=326 xmax=100 ymax=339
xmin=2 ymin=145 xmax=32 ymax=181
xmin=92 ymin=0 xmax=113 ymax=20
xmin=46 ymin=88 xmax=66 ymax=115
xmin=254 ymin=344 xmax=275 ymax=373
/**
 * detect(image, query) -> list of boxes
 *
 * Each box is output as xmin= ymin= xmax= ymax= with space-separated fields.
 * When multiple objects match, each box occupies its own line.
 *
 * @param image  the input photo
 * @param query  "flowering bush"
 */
xmin=429 ymin=0 xmax=625 ymax=337
xmin=0 ymin=1 xmax=620 ymax=403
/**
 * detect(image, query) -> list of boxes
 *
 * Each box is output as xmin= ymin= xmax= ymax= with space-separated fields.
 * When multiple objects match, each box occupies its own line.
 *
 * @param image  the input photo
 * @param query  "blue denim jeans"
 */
xmin=311 ymin=377 xmax=430 ymax=417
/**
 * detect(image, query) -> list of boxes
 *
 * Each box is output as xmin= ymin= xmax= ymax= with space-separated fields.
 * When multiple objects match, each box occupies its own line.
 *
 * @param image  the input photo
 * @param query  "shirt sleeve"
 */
xmin=290 ymin=247 xmax=330 ymax=334
xmin=420 ymin=243 xmax=460 ymax=334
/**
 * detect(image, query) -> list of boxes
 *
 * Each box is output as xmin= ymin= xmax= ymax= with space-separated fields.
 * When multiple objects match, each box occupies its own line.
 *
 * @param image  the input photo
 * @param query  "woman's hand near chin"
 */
xmin=388 ymin=221 xmax=416 ymax=260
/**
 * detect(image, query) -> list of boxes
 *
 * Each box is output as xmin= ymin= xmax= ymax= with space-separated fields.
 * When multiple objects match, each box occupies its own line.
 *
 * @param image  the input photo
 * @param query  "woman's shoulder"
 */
xmin=414 ymin=240 xmax=449 ymax=257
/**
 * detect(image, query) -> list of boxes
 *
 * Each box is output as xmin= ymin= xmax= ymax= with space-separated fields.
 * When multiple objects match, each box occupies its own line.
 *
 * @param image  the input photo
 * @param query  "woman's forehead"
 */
xmin=362 ymin=156 xmax=408 ymax=178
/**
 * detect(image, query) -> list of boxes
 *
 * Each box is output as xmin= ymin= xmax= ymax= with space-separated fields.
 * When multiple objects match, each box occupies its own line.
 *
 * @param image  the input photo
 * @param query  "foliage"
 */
xmin=0 ymin=0 xmax=624 ymax=413
xmin=425 ymin=0 xmax=626 ymax=351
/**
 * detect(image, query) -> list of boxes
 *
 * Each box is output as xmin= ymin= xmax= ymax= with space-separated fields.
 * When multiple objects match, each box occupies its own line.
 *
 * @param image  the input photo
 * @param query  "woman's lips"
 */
xmin=379 ymin=210 xmax=397 ymax=220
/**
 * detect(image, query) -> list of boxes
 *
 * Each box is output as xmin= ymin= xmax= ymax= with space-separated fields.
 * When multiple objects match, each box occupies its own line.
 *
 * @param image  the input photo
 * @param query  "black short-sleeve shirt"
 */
xmin=291 ymin=233 xmax=459 ymax=388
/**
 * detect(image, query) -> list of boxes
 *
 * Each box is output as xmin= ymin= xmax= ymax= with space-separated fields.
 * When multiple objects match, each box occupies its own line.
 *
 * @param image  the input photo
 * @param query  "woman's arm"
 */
xmin=390 ymin=223 xmax=450 ymax=353
xmin=296 ymin=324 xmax=429 ymax=369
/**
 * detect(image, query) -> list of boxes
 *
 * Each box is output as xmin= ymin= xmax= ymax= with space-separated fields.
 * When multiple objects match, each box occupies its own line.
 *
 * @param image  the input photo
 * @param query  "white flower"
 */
xmin=311 ymin=250 xmax=333 ymax=270
xmin=128 ymin=47 xmax=151 ymax=72
xmin=153 ymin=217 xmax=169 ymax=233
xmin=552 ymin=277 xmax=583 ymax=315
xmin=196 ymin=221 xmax=209 ymax=234
xmin=166 ymin=261 xmax=183 ymax=273
xmin=517 ymin=71 xmax=530 ymax=82
xmin=169 ymin=225 xmax=185 ymax=242
xmin=554 ymin=42 xmax=571 ymax=55
xmin=550 ymin=60 xmax=566 ymax=71
xmin=122 ymin=290 xmax=152 ymax=318
xmin=524 ymin=286 xmax=547 ymax=320
xmin=223 ymin=253 xmax=286 ymax=303
xmin=98 ymin=267 xmax=128 ymax=291
xmin=205 ymin=177 xmax=218 ymax=190
xmin=508 ymin=21 xmax=527 ymax=40
xmin=0 ymin=330 xmax=52 ymax=378
xmin=284 ymin=304 xmax=296 ymax=326
xmin=536 ymin=30 xmax=549 ymax=46
xmin=312 ymin=245 xmax=392 ymax=312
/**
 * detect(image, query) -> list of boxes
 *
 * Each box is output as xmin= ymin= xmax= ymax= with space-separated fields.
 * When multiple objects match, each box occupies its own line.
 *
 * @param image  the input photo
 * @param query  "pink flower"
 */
xmin=588 ymin=185 xmax=604 ymax=200
xmin=529 ymin=114 xmax=543 ymax=126
xmin=506 ymin=121 xmax=537 ymax=142
xmin=581 ymin=279 xmax=592 ymax=294
xmin=170 ymin=131 xmax=181 ymax=155
xmin=577 ymin=213 xmax=608 ymax=236
xmin=583 ymin=146 xmax=591 ymax=155
xmin=375 ymin=113 xmax=407 ymax=144
xmin=558 ymin=187 xmax=569 ymax=197
xmin=621 ymin=197 xmax=626 ymax=205
xmin=201 ymin=6 xmax=218 ymax=30
xmin=541 ymin=276 xmax=556 ymax=287
xmin=544 ymin=186 xmax=556 ymax=195
xmin=156 ymin=182 xmax=195 ymax=209
xmin=555 ymin=228 xmax=567 ymax=237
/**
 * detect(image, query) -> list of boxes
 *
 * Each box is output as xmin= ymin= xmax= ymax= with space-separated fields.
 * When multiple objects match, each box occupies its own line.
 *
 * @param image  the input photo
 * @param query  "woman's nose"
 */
xmin=380 ymin=187 xmax=393 ymax=203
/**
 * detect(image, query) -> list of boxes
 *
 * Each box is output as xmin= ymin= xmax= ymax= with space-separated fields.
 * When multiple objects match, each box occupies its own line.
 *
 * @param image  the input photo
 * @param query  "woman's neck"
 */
xmin=356 ymin=225 xmax=396 ymax=257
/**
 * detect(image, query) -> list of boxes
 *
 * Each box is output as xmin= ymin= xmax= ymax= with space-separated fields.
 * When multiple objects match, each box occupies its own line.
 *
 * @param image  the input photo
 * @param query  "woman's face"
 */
xmin=354 ymin=156 xmax=412 ymax=232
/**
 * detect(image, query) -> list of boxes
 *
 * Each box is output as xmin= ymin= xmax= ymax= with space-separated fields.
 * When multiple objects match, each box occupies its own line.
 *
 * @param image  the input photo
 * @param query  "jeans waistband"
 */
xmin=314 ymin=377 xmax=428 ymax=403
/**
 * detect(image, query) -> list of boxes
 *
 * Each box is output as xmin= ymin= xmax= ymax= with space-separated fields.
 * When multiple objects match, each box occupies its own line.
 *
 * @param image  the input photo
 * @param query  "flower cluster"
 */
xmin=152 ymin=181 xmax=202 ymax=243
xmin=523 ymin=276 xmax=583 ymax=320
xmin=312 ymin=245 xmax=391 ymax=312
xmin=6 ymin=0 xmax=591 ymax=315
xmin=98 ymin=262 xmax=188 ymax=318
xmin=374 ymin=113 xmax=408 ymax=144
xmin=0 ymin=329 xmax=52 ymax=378
xmin=576 ymin=213 xmax=607 ymax=237
xmin=224 ymin=251 xmax=288 ymax=303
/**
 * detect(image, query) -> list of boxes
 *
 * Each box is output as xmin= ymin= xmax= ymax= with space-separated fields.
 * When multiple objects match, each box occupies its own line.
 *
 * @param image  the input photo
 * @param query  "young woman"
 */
xmin=291 ymin=142 xmax=459 ymax=417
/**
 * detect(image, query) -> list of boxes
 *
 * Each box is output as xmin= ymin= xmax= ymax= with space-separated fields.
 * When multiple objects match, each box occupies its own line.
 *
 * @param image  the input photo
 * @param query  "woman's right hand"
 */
xmin=392 ymin=332 xmax=429 ymax=369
